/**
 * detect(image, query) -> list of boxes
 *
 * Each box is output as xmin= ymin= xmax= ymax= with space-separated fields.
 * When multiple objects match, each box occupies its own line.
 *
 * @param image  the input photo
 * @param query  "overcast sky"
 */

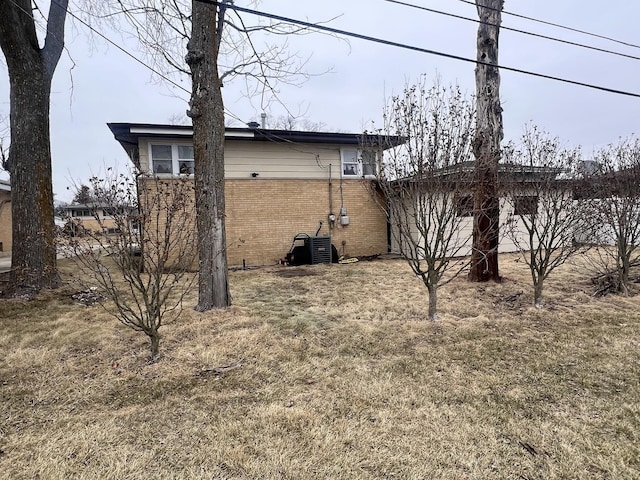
xmin=1 ymin=0 xmax=639 ymax=202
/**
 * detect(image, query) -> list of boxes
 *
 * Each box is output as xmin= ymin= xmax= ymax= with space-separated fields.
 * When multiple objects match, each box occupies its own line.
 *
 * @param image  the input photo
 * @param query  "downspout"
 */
xmin=328 ymin=162 xmax=333 ymax=219
xmin=339 ymin=159 xmax=345 ymax=212
xmin=386 ymin=192 xmax=392 ymax=253
xmin=328 ymin=162 xmax=335 ymax=232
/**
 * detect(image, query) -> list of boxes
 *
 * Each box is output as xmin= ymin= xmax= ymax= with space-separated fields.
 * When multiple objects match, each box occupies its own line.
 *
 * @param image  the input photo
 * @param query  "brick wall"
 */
xmin=74 ymin=216 xmax=118 ymax=235
xmin=140 ymin=177 xmax=388 ymax=267
xmin=0 ymin=191 xmax=11 ymax=252
xmin=226 ymin=179 xmax=387 ymax=265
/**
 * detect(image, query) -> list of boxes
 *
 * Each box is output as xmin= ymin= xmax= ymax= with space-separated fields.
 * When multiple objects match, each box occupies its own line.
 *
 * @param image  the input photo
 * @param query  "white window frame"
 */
xmin=72 ymin=208 xmax=93 ymax=218
xmin=340 ymin=148 xmax=377 ymax=178
xmin=148 ymin=142 xmax=195 ymax=176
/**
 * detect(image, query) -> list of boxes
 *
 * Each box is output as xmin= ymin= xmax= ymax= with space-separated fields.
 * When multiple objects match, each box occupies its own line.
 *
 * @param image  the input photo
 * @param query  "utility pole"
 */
xmin=468 ymin=0 xmax=504 ymax=282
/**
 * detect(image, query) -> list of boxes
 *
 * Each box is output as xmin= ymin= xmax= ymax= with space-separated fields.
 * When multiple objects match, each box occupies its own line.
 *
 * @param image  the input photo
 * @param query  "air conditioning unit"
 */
xmin=308 ymin=236 xmax=332 ymax=264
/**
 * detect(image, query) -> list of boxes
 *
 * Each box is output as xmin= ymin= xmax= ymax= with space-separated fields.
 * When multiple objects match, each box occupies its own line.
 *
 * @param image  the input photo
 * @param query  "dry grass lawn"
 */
xmin=1 ymin=253 xmax=639 ymax=479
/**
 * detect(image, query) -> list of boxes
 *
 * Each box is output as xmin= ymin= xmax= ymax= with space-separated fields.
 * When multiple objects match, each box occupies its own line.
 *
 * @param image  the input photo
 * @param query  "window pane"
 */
xmin=342 ymin=149 xmax=358 ymax=163
xmin=343 ymin=163 xmax=358 ymax=176
xmin=153 ymin=160 xmax=173 ymax=174
xmin=362 ymin=163 xmax=375 ymax=176
xmin=514 ymin=196 xmax=538 ymax=215
xmin=361 ymin=151 xmax=376 ymax=176
xmin=151 ymin=145 xmax=172 ymax=160
xmin=178 ymin=145 xmax=194 ymax=159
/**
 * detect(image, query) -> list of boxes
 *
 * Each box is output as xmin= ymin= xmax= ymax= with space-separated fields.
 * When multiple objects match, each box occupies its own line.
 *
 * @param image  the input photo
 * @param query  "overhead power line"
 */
xmin=199 ymin=0 xmax=640 ymax=99
xmin=451 ymin=0 xmax=640 ymax=50
xmin=47 ymin=0 xmax=250 ymax=125
xmin=56 ymin=4 xmax=191 ymax=96
xmin=383 ymin=0 xmax=640 ymax=62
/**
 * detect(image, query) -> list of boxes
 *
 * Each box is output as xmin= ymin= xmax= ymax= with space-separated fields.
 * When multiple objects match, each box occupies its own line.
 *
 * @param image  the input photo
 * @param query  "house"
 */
xmin=0 ymin=179 xmax=11 ymax=252
xmin=387 ymin=161 xmax=569 ymax=258
xmin=572 ymin=162 xmax=640 ymax=246
xmin=60 ymin=203 xmax=124 ymax=236
xmin=108 ymin=123 xmax=404 ymax=266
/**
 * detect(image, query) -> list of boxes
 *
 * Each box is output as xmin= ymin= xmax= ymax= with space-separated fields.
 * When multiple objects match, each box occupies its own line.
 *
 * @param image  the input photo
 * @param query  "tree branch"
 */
xmin=43 ymin=0 xmax=69 ymax=80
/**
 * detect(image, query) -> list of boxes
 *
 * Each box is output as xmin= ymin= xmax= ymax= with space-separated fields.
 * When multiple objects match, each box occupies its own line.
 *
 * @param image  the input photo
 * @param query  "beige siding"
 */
xmin=226 ymin=141 xmax=340 ymax=179
xmin=138 ymin=137 xmax=343 ymax=179
xmin=390 ymin=194 xmax=544 ymax=258
xmin=138 ymin=138 xmax=150 ymax=174
xmin=389 ymin=196 xmax=473 ymax=258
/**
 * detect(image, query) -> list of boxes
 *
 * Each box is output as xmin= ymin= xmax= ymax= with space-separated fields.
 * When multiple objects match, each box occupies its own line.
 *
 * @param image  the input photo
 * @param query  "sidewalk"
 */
xmin=0 ymin=250 xmax=72 ymax=274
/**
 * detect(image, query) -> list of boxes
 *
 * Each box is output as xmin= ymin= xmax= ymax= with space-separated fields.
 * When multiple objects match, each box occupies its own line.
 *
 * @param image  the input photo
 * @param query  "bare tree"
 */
xmin=0 ymin=0 xmax=69 ymax=294
xmin=579 ymin=138 xmax=640 ymax=296
xmin=469 ymin=0 xmax=504 ymax=282
xmin=364 ymin=79 xmax=475 ymax=321
xmin=84 ymin=1 xmax=324 ymax=310
xmin=270 ymin=114 xmax=328 ymax=132
xmin=502 ymin=126 xmax=589 ymax=307
xmin=65 ymin=170 xmax=197 ymax=359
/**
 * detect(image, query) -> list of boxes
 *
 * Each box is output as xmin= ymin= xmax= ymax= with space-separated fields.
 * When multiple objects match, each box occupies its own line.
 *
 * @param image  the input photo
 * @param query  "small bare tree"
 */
xmin=579 ymin=138 xmax=640 ymax=296
xmin=65 ymin=170 xmax=197 ymax=359
xmin=365 ymin=78 xmax=475 ymax=321
xmin=502 ymin=126 xmax=589 ymax=307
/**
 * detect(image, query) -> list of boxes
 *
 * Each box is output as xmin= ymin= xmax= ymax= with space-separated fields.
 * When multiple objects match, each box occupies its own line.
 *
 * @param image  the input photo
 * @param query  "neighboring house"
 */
xmin=61 ymin=203 xmax=122 ymax=236
xmin=108 ymin=123 xmax=404 ymax=266
xmin=572 ymin=164 xmax=640 ymax=246
xmin=388 ymin=162 xmax=566 ymax=257
xmin=0 ymin=179 xmax=11 ymax=252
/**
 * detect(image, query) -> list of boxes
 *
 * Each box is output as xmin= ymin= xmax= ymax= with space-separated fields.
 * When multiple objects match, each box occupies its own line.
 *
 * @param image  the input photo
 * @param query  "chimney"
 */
xmin=260 ymin=112 xmax=268 ymax=129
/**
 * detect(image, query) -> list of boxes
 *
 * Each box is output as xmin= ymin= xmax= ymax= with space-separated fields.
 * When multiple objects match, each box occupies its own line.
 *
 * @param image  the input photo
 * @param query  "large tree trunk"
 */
xmin=469 ymin=0 xmax=504 ymax=283
xmin=0 ymin=0 xmax=68 ymax=293
xmin=187 ymin=0 xmax=230 ymax=310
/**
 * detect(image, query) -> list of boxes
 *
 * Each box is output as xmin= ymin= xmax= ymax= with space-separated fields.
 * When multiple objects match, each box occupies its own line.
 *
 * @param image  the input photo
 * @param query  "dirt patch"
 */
xmin=274 ymin=267 xmax=322 ymax=278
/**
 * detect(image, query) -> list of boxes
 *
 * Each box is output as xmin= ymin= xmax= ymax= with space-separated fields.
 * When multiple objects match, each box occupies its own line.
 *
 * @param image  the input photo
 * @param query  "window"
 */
xmin=178 ymin=145 xmax=194 ymax=174
xmin=455 ymin=195 xmax=474 ymax=217
xmin=103 ymin=207 xmax=126 ymax=217
xmin=361 ymin=150 xmax=376 ymax=176
xmin=151 ymin=145 xmax=173 ymax=174
xmin=73 ymin=209 xmax=92 ymax=217
xmin=342 ymin=149 xmax=359 ymax=176
xmin=513 ymin=195 xmax=538 ymax=216
xmin=150 ymin=143 xmax=194 ymax=175
xmin=341 ymin=148 xmax=377 ymax=177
